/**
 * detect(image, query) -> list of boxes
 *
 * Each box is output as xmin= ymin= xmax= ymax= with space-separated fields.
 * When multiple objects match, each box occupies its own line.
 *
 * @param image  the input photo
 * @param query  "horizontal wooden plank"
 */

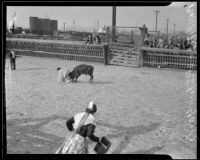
xmin=110 ymin=42 xmax=135 ymax=47
xmin=144 ymin=52 xmax=197 ymax=58
xmin=110 ymin=49 xmax=138 ymax=53
xmin=110 ymin=61 xmax=139 ymax=67
xmin=110 ymin=44 xmax=134 ymax=48
xmin=141 ymin=47 xmax=197 ymax=55
xmin=111 ymin=60 xmax=124 ymax=63
xmin=111 ymin=61 xmax=138 ymax=65
xmin=111 ymin=58 xmax=138 ymax=63
xmin=110 ymin=50 xmax=124 ymax=54
xmin=110 ymin=53 xmax=122 ymax=57
xmin=111 ymin=48 xmax=136 ymax=61
xmin=110 ymin=44 xmax=140 ymax=50
xmin=110 ymin=61 xmax=138 ymax=65
xmin=12 ymin=49 xmax=104 ymax=59
xmin=143 ymin=61 xmax=197 ymax=66
xmin=126 ymin=52 xmax=139 ymax=56
xmin=111 ymin=48 xmax=140 ymax=53
xmin=110 ymin=53 xmax=139 ymax=58
xmin=110 ymin=53 xmax=139 ymax=57
xmin=119 ymin=57 xmax=139 ymax=61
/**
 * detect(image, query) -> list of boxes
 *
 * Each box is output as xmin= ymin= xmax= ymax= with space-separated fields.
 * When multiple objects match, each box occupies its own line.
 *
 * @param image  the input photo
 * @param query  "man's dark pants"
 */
xmin=10 ymin=59 xmax=16 ymax=70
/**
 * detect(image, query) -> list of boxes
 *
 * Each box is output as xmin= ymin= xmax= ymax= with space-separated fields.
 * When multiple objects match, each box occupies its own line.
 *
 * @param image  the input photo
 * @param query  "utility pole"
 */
xmin=173 ymin=23 xmax=176 ymax=37
xmin=94 ymin=21 xmax=96 ymax=31
xmin=112 ymin=6 xmax=116 ymax=42
xmin=73 ymin=20 xmax=76 ymax=31
xmin=166 ymin=18 xmax=169 ymax=41
xmin=63 ymin=22 xmax=66 ymax=32
xmin=97 ymin=20 xmax=100 ymax=31
xmin=49 ymin=16 xmax=50 ymax=33
xmin=154 ymin=10 xmax=160 ymax=33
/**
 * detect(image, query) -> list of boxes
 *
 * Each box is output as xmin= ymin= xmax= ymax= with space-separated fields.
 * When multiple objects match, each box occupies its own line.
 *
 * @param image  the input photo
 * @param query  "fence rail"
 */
xmin=141 ymin=47 xmax=197 ymax=70
xmin=6 ymin=38 xmax=109 ymax=65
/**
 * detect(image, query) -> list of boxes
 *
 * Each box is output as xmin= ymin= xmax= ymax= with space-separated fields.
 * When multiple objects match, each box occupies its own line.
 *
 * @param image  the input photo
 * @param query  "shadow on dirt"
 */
xmin=19 ymin=68 xmax=47 ymax=71
xmin=6 ymin=115 xmax=161 ymax=154
xmin=125 ymin=145 xmax=165 ymax=154
xmin=111 ymin=122 xmax=161 ymax=154
xmin=70 ymin=80 xmax=113 ymax=85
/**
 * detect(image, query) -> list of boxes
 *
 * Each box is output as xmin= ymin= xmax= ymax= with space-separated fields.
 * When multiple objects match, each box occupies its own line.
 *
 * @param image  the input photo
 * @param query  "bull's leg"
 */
xmin=89 ymin=74 xmax=93 ymax=83
xmin=74 ymin=76 xmax=78 ymax=82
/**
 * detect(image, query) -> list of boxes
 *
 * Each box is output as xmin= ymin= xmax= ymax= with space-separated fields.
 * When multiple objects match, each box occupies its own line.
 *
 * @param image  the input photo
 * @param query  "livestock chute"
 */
xmin=106 ymin=26 xmax=143 ymax=67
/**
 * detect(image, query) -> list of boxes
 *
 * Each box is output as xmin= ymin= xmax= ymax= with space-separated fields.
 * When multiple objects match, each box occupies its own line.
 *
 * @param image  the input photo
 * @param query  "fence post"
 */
xmin=106 ymin=27 xmax=110 ymax=46
xmin=103 ymin=45 xmax=109 ymax=65
xmin=139 ymin=48 xmax=144 ymax=67
xmin=131 ymin=30 xmax=134 ymax=44
xmin=139 ymin=35 xmax=144 ymax=67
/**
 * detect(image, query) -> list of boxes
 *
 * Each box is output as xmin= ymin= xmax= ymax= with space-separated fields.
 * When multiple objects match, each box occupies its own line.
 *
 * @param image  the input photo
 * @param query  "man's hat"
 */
xmin=87 ymin=101 xmax=97 ymax=112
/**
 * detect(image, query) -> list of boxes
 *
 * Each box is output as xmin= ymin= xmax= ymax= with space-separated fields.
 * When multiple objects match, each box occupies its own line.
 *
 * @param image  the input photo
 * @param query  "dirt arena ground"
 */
xmin=5 ymin=56 xmax=197 ymax=158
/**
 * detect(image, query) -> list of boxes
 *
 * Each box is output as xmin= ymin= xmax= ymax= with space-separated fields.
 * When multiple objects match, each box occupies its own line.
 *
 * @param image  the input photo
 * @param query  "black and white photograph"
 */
xmin=3 ymin=1 xmax=197 ymax=158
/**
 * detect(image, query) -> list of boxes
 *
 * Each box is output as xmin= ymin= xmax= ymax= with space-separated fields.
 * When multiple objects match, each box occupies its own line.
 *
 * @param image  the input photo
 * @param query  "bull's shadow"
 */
xmin=72 ymin=80 xmax=113 ymax=85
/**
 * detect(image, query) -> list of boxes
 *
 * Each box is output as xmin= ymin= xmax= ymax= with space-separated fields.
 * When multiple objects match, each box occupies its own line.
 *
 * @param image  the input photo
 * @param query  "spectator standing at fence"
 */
xmin=10 ymin=49 xmax=16 ymax=70
xmin=180 ymin=39 xmax=185 ymax=50
xmin=56 ymin=101 xmax=101 ymax=154
xmin=94 ymin=33 xmax=101 ymax=44
xmin=143 ymin=33 xmax=150 ymax=46
xmin=191 ymin=39 xmax=196 ymax=50
xmin=85 ymin=34 xmax=93 ymax=44
xmin=184 ymin=37 xmax=192 ymax=50
xmin=157 ymin=37 xmax=163 ymax=48
xmin=139 ymin=24 xmax=148 ymax=40
xmin=167 ymin=39 xmax=172 ymax=49
xmin=150 ymin=37 xmax=155 ymax=48
xmin=154 ymin=37 xmax=159 ymax=48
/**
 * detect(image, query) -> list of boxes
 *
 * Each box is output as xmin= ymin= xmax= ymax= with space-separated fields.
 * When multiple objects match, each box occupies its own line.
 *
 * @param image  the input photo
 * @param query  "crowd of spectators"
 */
xmin=85 ymin=33 xmax=101 ymax=45
xmin=139 ymin=24 xmax=196 ymax=51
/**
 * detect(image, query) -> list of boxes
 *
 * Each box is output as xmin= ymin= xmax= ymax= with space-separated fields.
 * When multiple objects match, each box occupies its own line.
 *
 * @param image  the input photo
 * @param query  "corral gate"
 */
xmin=106 ymin=26 xmax=143 ymax=67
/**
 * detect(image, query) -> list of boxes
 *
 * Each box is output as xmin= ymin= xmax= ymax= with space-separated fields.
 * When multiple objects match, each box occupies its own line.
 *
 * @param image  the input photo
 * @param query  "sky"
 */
xmin=6 ymin=2 xmax=197 ymax=33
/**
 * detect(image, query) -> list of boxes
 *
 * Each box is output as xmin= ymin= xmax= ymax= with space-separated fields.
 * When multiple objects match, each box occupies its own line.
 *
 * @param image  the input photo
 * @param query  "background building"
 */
xmin=29 ymin=17 xmax=58 ymax=35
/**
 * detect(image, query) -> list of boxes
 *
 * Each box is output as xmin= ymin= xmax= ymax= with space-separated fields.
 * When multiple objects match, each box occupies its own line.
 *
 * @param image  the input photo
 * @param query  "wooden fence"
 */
xmin=6 ymin=38 xmax=197 ymax=71
xmin=140 ymin=47 xmax=197 ymax=70
xmin=6 ymin=38 xmax=109 ymax=65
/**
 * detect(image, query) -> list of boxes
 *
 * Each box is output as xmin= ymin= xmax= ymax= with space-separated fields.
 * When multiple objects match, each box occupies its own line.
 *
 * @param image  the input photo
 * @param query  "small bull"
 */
xmin=66 ymin=64 xmax=94 ymax=83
